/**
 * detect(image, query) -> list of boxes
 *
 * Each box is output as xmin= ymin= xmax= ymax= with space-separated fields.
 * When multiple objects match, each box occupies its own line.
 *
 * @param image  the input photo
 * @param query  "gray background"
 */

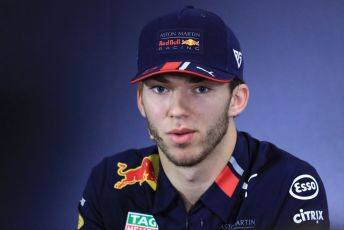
xmin=1 ymin=0 xmax=343 ymax=229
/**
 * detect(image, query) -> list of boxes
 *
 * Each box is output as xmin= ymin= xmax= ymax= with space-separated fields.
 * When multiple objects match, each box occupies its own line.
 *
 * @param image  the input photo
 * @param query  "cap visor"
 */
xmin=131 ymin=62 xmax=234 ymax=84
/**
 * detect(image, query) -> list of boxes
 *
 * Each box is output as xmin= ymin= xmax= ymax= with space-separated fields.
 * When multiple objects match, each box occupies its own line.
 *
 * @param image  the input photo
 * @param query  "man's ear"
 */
xmin=228 ymin=84 xmax=249 ymax=117
xmin=137 ymin=83 xmax=146 ymax=117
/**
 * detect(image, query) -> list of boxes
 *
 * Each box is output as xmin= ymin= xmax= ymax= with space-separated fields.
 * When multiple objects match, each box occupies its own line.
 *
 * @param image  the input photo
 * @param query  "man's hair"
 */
xmin=229 ymin=77 xmax=245 ymax=93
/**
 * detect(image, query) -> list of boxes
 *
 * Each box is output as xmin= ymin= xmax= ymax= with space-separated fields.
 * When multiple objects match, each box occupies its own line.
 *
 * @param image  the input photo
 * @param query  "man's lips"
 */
xmin=166 ymin=128 xmax=196 ymax=145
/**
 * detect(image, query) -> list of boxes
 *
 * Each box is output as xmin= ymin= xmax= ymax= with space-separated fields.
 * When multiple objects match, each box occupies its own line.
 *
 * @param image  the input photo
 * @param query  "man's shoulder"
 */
xmin=241 ymin=131 xmax=315 ymax=174
xmin=238 ymin=134 xmax=329 ymax=228
xmin=241 ymin=132 xmax=327 ymax=202
xmin=79 ymin=146 xmax=160 ymax=227
xmin=83 ymin=145 xmax=159 ymax=202
xmin=242 ymin=132 xmax=326 ymax=203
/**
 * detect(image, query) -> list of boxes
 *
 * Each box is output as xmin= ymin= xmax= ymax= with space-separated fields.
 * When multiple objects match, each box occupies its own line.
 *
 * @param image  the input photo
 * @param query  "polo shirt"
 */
xmin=78 ymin=131 xmax=329 ymax=229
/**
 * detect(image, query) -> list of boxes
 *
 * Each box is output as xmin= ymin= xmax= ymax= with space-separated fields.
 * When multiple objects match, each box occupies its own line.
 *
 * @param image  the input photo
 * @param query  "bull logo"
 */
xmin=114 ymin=154 xmax=159 ymax=191
xmin=182 ymin=39 xmax=200 ymax=46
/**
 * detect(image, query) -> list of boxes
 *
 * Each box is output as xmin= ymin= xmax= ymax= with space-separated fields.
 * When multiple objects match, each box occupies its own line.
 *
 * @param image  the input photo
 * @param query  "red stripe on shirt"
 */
xmin=215 ymin=165 xmax=239 ymax=197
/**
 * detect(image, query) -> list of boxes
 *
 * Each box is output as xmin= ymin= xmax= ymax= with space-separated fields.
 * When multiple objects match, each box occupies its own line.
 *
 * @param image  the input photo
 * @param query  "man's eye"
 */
xmin=151 ymin=86 xmax=168 ymax=94
xmin=194 ymin=86 xmax=210 ymax=94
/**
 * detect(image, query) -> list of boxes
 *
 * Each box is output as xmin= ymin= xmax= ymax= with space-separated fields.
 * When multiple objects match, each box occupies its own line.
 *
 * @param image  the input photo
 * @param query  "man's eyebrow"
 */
xmin=143 ymin=75 xmax=208 ymax=84
xmin=187 ymin=76 xmax=206 ymax=83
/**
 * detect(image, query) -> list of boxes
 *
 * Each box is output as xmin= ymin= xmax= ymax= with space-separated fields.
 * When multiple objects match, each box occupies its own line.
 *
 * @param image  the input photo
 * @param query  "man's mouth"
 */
xmin=167 ymin=128 xmax=196 ymax=145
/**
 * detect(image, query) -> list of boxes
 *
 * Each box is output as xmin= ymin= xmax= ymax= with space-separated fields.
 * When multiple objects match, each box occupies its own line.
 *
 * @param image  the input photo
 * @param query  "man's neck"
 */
xmin=159 ymin=122 xmax=237 ymax=212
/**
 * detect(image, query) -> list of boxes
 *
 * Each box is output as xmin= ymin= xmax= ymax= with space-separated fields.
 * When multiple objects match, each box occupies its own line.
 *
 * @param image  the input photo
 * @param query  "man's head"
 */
xmin=133 ymin=7 xmax=249 ymax=167
xmin=137 ymin=73 xmax=248 ymax=167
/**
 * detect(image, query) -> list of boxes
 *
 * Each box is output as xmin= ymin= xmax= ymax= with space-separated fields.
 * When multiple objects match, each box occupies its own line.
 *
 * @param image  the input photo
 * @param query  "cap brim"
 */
xmin=130 ymin=61 xmax=234 ymax=84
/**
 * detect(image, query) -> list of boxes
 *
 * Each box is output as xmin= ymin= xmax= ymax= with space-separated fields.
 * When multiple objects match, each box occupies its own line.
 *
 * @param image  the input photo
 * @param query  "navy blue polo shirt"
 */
xmin=78 ymin=132 xmax=329 ymax=229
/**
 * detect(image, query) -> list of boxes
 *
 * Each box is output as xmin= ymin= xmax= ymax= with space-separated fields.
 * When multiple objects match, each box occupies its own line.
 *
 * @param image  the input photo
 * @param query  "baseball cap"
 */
xmin=130 ymin=6 xmax=244 ymax=84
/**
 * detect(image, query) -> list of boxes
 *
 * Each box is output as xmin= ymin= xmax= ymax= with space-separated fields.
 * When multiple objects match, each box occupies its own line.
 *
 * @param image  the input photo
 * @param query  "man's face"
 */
xmin=138 ymin=74 xmax=232 ymax=167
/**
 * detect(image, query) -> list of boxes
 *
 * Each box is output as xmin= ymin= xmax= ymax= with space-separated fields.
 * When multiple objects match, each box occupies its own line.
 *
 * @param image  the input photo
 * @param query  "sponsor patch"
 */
xmin=289 ymin=174 xmax=319 ymax=200
xmin=114 ymin=154 xmax=159 ymax=191
xmin=293 ymin=209 xmax=324 ymax=224
xmin=157 ymin=29 xmax=202 ymax=53
xmin=78 ymin=213 xmax=84 ymax=229
xmin=125 ymin=212 xmax=159 ymax=230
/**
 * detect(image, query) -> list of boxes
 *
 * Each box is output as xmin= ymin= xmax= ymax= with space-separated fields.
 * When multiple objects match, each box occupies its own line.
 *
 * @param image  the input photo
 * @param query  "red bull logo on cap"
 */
xmin=182 ymin=39 xmax=199 ymax=46
xmin=157 ymin=29 xmax=202 ymax=53
xmin=114 ymin=154 xmax=159 ymax=191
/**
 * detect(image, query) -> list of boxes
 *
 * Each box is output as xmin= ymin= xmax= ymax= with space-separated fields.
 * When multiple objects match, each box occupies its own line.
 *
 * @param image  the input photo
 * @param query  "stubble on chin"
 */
xmin=146 ymin=102 xmax=230 ymax=167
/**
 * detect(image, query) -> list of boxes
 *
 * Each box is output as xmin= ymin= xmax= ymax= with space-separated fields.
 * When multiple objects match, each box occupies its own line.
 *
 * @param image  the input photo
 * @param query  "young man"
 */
xmin=78 ymin=6 xmax=329 ymax=230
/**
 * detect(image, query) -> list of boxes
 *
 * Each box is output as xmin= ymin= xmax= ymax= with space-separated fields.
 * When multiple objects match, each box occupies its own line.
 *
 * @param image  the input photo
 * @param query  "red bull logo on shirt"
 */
xmin=114 ymin=154 xmax=159 ymax=191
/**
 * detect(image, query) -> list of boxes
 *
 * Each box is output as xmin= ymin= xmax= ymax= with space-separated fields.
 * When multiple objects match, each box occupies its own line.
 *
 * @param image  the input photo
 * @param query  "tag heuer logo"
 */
xmin=125 ymin=212 xmax=159 ymax=230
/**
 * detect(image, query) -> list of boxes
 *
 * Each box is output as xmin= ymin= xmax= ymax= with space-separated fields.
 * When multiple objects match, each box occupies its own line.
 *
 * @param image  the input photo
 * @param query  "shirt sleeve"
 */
xmin=77 ymin=162 xmax=106 ymax=230
xmin=273 ymin=166 xmax=330 ymax=230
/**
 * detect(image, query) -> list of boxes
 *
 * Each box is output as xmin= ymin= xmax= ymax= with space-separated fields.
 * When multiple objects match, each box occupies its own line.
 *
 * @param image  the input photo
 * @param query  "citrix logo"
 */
xmin=293 ymin=209 xmax=324 ymax=224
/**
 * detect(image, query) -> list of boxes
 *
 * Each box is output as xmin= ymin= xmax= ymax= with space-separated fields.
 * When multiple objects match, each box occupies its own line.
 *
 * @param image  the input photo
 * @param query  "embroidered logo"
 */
xmin=114 ymin=154 xmax=159 ymax=191
xmin=233 ymin=49 xmax=243 ymax=68
xmin=289 ymin=174 xmax=319 ymax=200
xmin=293 ymin=209 xmax=324 ymax=224
xmin=182 ymin=38 xmax=199 ymax=46
xmin=125 ymin=212 xmax=159 ymax=230
xmin=157 ymin=30 xmax=202 ymax=53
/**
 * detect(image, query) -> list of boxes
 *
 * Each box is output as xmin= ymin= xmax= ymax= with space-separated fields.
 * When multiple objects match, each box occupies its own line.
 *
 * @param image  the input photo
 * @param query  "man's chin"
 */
xmin=168 ymin=156 xmax=203 ymax=167
xmin=173 ymin=142 xmax=192 ymax=149
xmin=162 ymin=148 xmax=204 ymax=167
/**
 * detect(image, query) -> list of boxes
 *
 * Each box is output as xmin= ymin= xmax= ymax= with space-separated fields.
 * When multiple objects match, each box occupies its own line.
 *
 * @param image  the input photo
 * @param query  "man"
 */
xmin=78 ymin=6 xmax=329 ymax=230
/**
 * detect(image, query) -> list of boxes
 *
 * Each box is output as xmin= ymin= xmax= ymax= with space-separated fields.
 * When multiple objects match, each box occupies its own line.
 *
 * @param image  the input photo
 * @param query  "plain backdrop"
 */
xmin=1 ymin=0 xmax=343 ymax=229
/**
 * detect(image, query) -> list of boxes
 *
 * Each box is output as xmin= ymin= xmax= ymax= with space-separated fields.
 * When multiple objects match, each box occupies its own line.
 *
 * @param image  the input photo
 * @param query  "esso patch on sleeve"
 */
xmin=289 ymin=174 xmax=319 ymax=200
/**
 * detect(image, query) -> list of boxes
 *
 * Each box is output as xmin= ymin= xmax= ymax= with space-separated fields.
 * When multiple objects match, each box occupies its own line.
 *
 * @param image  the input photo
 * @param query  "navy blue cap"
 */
xmin=130 ymin=6 xmax=244 ymax=84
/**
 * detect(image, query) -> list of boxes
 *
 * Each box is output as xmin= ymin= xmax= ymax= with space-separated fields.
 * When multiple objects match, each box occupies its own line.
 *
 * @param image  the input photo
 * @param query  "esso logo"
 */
xmin=289 ymin=174 xmax=319 ymax=200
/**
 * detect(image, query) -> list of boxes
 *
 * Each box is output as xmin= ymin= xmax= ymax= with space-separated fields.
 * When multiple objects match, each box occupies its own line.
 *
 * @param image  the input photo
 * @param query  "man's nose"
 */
xmin=167 ymin=91 xmax=190 ymax=119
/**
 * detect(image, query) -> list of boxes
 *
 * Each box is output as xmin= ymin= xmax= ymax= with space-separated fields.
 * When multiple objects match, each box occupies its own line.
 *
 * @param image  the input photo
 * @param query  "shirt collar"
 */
xmin=200 ymin=131 xmax=251 ymax=222
xmin=152 ymin=131 xmax=251 ymax=221
xmin=152 ymin=160 xmax=179 ymax=214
